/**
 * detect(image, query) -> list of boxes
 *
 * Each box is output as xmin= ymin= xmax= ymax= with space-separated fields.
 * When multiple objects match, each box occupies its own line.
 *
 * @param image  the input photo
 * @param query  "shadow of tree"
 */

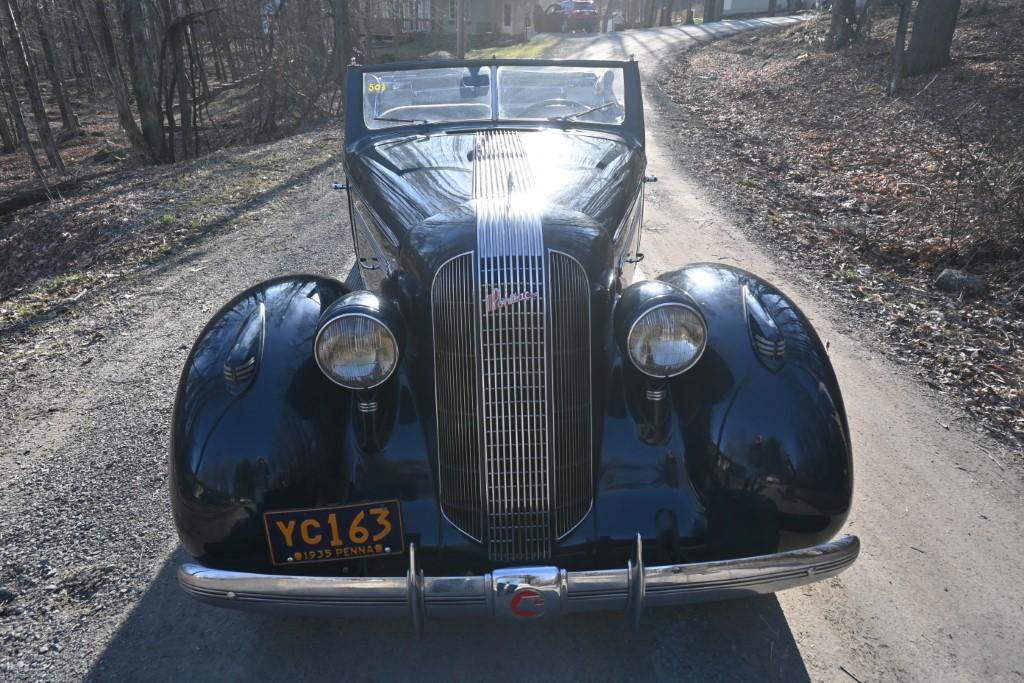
xmin=87 ymin=549 xmax=810 ymax=682
xmin=1 ymin=147 xmax=344 ymax=341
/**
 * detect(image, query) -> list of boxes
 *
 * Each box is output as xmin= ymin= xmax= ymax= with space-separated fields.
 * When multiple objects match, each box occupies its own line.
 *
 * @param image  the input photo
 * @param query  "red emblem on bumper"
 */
xmin=509 ymin=588 xmax=545 ymax=618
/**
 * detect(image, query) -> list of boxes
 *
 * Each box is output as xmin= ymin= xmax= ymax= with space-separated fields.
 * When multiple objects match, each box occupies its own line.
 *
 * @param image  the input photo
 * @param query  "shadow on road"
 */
xmin=87 ymin=549 xmax=810 ymax=682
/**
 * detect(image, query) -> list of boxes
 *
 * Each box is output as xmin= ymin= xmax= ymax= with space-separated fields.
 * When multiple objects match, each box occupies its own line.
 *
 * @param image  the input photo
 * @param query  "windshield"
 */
xmin=363 ymin=65 xmax=626 ymax=130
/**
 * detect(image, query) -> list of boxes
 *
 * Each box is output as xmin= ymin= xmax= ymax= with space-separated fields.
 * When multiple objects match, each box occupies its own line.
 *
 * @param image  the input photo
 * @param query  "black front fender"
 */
xmin=170 ymin=275 xmax=350 ymax=569
xmin=660 ymin=264 xmax=853 ymax=555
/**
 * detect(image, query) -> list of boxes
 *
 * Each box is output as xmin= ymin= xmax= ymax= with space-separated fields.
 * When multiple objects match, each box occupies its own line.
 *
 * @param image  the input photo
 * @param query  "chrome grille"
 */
xmin=548 ymin=252 xmax=592 ymax=538
xmin=432 ymin=253 xmax=483 ymax=541
xmin=432 ymin=130 xmax=594 ymax=562
xmin=476 ymin=130 xmax=550 ymax=562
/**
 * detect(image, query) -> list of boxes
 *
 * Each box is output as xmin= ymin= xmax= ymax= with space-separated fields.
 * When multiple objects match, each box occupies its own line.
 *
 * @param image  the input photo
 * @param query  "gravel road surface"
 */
xmin=1 ymin=18 xmax=1021 ymax=683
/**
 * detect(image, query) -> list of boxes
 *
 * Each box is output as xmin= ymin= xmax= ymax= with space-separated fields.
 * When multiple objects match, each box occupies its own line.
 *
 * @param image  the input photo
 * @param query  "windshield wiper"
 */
xmin=374 ymin=116 xmax=429 ymax=125
xmin=553 ymin=101 xmax=617 ymax=122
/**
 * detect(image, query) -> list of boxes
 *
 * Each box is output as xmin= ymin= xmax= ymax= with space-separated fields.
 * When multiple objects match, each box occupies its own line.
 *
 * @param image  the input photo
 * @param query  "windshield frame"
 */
xmin=345 ymin=58 xmax=644 ymax=148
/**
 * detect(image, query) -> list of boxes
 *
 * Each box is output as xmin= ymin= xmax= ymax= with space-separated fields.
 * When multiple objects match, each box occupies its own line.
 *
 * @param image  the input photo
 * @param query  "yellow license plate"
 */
xmin=263 ymin=500 xmax=404 ymax=566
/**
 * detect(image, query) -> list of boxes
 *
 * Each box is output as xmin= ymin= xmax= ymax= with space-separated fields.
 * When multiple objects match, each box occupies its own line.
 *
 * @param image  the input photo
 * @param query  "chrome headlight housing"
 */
xmin=615 ymin=281 xmax=707 ymax=378
xmin=314 ymin=292 xmax=402 ymax=390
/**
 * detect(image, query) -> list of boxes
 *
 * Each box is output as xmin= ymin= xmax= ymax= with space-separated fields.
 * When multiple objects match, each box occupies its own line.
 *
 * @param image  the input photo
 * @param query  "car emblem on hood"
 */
xmin=485 ymin=288 xmax=538 ymax=314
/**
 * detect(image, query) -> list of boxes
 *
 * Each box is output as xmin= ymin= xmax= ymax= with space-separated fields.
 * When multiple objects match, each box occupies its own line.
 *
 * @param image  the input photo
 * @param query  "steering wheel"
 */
xmin=519 ymin=98 xmax=590 ymax=119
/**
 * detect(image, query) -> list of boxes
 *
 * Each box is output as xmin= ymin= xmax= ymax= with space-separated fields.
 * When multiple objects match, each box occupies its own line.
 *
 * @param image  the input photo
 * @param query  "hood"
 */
xmin=346 ymin=127 xmax=645 ymax=247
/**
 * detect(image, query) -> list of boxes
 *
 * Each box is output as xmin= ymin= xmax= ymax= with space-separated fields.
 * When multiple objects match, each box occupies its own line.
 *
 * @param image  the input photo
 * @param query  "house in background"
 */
xmin=362 ymin=0 xmax=539 ymax=38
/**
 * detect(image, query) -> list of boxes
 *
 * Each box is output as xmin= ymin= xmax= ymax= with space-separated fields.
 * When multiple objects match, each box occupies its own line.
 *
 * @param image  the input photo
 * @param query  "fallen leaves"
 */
xmin=661 ymin=6 xmax=1024 ymax=449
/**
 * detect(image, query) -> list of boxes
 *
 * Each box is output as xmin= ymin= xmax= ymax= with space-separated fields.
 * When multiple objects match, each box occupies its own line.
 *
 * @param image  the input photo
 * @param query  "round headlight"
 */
xmin=627 ymin=303 xmax=707 ymax=377
xmin=315 ymin=314 xmax=398 ymax=389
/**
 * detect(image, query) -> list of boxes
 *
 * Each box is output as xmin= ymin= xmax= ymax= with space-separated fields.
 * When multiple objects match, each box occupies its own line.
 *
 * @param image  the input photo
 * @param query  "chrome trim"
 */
xmin=626 ymin=301 xmax=708 ymax=379
xmin=474 ymin=130 xmax=550 ymax=562
xmin=178 ymin=535 xmax=860 ymax=625
xmin=627 ymin=533 xmax=645 ymax=631
xmin=313 ymin=311 xmax=399 ymax=390
xmin=645 ymin=388 xmax=666 ymax=401
xmin=407 ymin=543 xmax=424 ymax=637
xmin=492 ymin=566 xmax=562 ymax=621
xmin=357 ymin=400 xmax=379 ymax=414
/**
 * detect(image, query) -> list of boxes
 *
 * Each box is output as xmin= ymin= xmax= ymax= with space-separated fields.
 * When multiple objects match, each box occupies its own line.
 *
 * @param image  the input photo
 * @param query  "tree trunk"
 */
xmin=1 ymin=0 xmax=65 ymax=172
xmin=662 ymin=0 xmax=676 ymax=25
xmin=172 ymin=30 xmax=193 ymax=157
xmin=857 ymin=0 xmax=880 ymax=37
xmin=0 ymin=21 xmax=48 ymax=182
xmin=57 ymin=4 xmax=80 ymax=78
xmin=825 ymin=0 xmax=857 ymax=50
xmin=889 ymin=0 xmax=912 ymax=95
xmin=119 ymin=0 xmax=166 ymax=161
xmin=905 ymin=0 xmax=960 ymax=76
xmin=602 ymin=0 xmax=614 ymax=31
xmin=31 ymin=0 xmax=80 ymax=132
xmin=703 ymin=0 xmax=722 ymax=22
xmin=73 ymin=0 xmax=147 ymax=151
xmin=769 ymin=0 xmax=778 ymax=16
xmin=0 ymin=97 xmax=16 ymax=152
xmin=331 ymin=0 xmax=351 ymax=101
xmin=68 ymin=6 xmax=96 ymax=95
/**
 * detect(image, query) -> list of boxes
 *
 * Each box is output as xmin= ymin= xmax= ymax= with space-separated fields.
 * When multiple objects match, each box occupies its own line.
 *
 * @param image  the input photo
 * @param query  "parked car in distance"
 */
xmin=543 ymin=1 xmax=602 ymax=33
xmin=170 ymin=58 xmax=859 ymax=632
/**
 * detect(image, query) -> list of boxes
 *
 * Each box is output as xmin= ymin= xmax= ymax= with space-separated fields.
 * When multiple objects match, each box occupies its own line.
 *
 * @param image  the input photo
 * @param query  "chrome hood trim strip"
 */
xmin=473 ymin=130 xmax=551 ymax=562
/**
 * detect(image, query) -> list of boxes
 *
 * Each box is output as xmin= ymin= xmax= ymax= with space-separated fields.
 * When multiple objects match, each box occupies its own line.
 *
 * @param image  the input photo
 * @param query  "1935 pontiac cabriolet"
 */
xmin=171 ymin=58 xmax=858 ymax=630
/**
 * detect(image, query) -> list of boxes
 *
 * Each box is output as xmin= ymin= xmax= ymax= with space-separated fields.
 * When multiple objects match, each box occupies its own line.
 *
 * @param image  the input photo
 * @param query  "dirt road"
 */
xmin=1 ymin=18 xmax=1021 ymax=683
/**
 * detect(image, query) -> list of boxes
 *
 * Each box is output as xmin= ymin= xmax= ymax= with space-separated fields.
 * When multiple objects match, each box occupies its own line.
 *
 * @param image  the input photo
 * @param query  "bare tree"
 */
xmin=330 ymin=0 xmax=351 ymax=83
xmin=1 ymin=0 xmax=65 ymax=171
xmin=905 ymin=0 xmax=960 ymax=76
xmin=826 ymin=0 xmax=857 ymax=51
xmin=889 ymin=0 xmax=913 ymax=95
xmin=703 ymin=0 xmax=722 ymax=23
xmin=72 ymin=0 xmax=147 ymax=151
xmin=0 ymin=20 xmax=47 ymax=180
xmin=31 ymin=0 xmax=80 ymax=133
xmin=0 ymin=96 xmax=16 ymax=152
xmin=120 ymin=0 xmax=165 ymax=161
xmin=857 ymin=0 xmax=880 ymax=37
xmin=662 ymin=0 xmax=677 ymax=25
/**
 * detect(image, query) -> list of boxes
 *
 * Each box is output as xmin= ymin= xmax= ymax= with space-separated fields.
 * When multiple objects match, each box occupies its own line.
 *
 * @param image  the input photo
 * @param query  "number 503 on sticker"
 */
xmin=263 ymin=500 xmax=404 ymax=566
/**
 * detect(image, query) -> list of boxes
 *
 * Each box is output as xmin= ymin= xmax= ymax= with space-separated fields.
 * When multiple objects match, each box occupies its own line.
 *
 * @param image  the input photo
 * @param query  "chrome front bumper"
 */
xmin=179 ymin=534 xmax=859 ymax=631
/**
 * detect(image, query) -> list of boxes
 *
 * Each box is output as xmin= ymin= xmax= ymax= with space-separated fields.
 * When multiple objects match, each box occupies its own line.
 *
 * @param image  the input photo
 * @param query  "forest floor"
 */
xmin=659 ymin=3 xmax=1024 ymax=449
xmin=0 ymin=77 xmax=344 ymax=343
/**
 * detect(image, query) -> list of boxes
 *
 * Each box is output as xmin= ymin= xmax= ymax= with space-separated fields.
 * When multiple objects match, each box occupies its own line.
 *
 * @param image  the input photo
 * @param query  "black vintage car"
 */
xmin=171 ymin=59 xmax=858 ymax=630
